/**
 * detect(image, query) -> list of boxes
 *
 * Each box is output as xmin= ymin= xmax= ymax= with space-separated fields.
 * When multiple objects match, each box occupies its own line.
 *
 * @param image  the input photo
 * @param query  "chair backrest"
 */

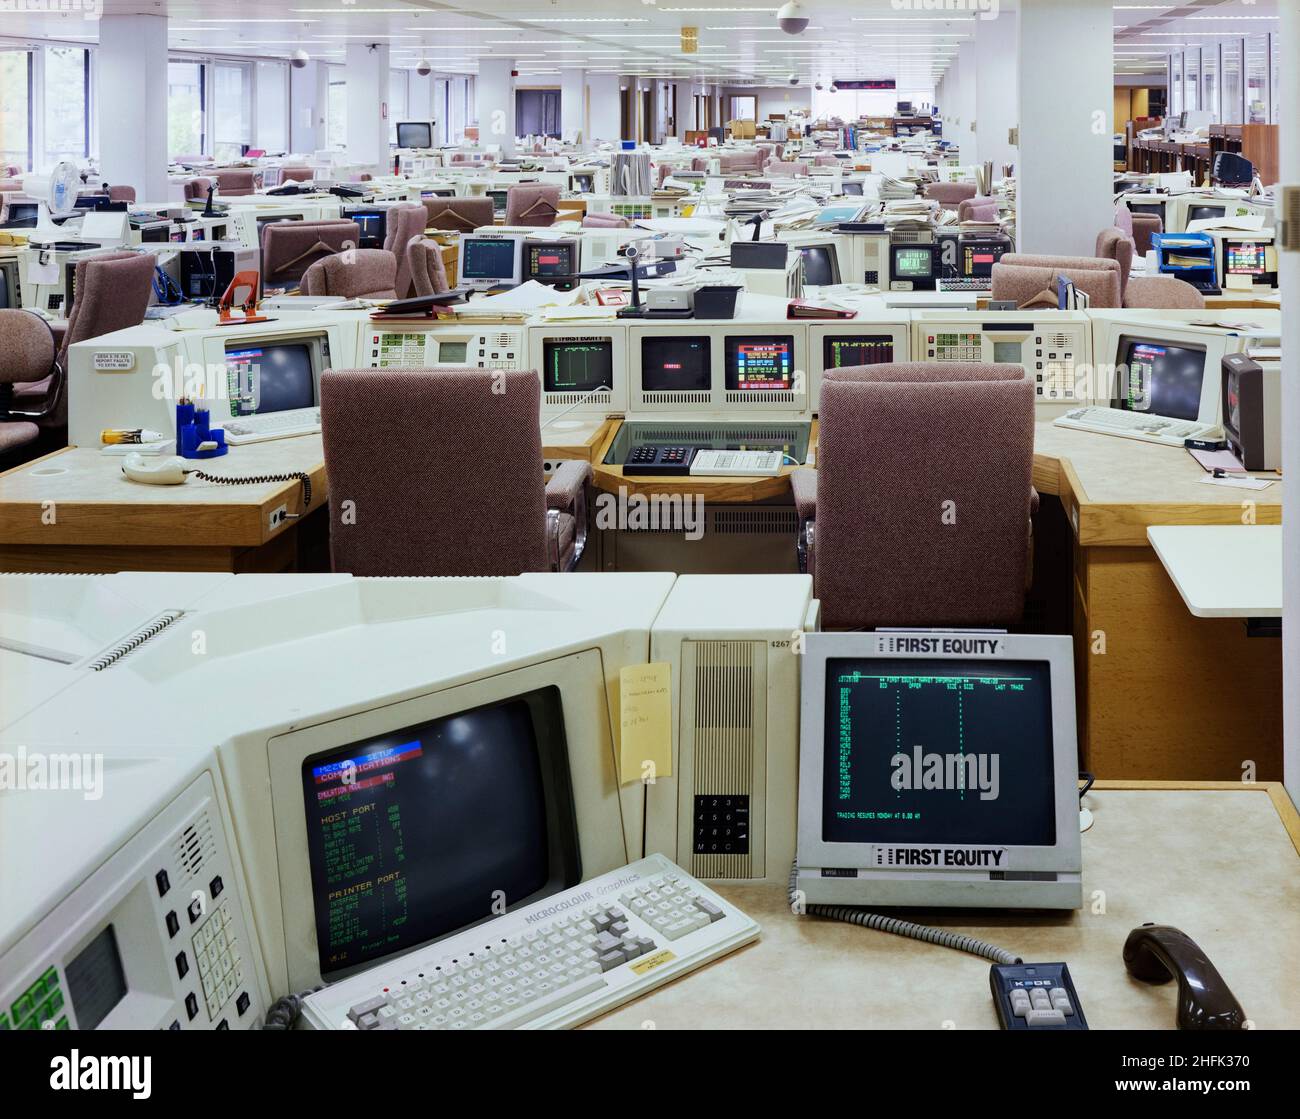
xmin=1113 ymin=204 xmax=1135 ymax=241
xmin=106 ymin=185 xmax=136 ymax=203
xmin=990 ymin=255 xmax=1124 ymax=308
xmin=0 ymin=310 xmax=56 ymax=387
xmin=767 ymin=160 xmax=809 ymax=177
xmin=422 ymin=196 xmax=494 ymax=232
xmin=320 ymin=369 xmax=549 ymax=576
xmin=504 ymin=184 xmax=561 ymax=227
xmin=1094 ymin=227 xmax=1134 ymax=290
xmin=381 ymin=203 xmax=428 ymax=298
xmin=213 ymin=168 xmax=256 ymax=196
xmin=925 ymin=181 xmax=978 ymax=208
xmin=300 ymin=248 xmax=398 ymax=299
xmin=184 ymin=177 xmax=214 ymax=201
xmin=54 ymin=251 xmax=156 ymax=426
xmin=691 ymin=157 xmax=709 ymax=172
xmin=813 ymin=154 xmax=839 ymax=167
xmin=260 ymin=219 xmax=360 ymax=287
xmin=957 ymin=196 xmax=999 ymax=224
xmin=815 ymin=363 xmax=1035 ymax=629
xmin=406 ymin=238 xmax=450 ymax=297
xmin=582 ymin=212 xmax=629 ymax=229
xmin=280 ymin=166 xmax=314 ymax=183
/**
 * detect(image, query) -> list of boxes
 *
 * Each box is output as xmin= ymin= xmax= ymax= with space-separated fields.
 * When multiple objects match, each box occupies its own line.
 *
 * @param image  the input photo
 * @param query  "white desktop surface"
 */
xmin=1147 ymin=525 xmax=1282 ymax=618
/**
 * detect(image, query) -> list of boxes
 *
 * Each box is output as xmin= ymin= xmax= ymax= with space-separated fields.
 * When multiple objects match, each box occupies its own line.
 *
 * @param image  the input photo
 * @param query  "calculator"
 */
xmin=989 ymin=962 xmax=1088 ymax=1030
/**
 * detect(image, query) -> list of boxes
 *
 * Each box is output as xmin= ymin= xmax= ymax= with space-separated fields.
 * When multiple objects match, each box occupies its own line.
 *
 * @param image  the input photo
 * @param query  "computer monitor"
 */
xmin=960 ymin=234 xmax=1011 ymax=278
xmin=0 ymin=258 xmax=16 ymax=309
xmin=795 ymin=631 xmax=1082 ymax=909
xmin=1212 ymin=151 xmax=1254 ymax=188
xmin=3 ymin=202 xmax=39 ymax=229
xmin=640 ymin=335 xmax=711 ymax=393
xmin=889 ymin=243 xmax=938 ymax=291
xmin=1127 ymin=199 xmax=1166 ymax=225
xmin=345 ymin=209 xmax=387 ymax=249
xmin=725 ymin=335 xmax=794 ymax=392
xmin=841 ymin=180 xmax=864 ymax=196
xmin=799 ymin=243 xmax=841 ymax=287
xmin=1112 ymin=336 xmax=1208 ymax=422
xmin=822 ymin=333 xmax=896 ymax=371
xmin=458 ymin=233 xmax=524 ymax=290
xmin=571 ymin=172 xmax=595 ymax=193
xmin=523 ymin=239 xmax=578 ymax=289
xmin=1221 ymin=237 xmax=1276 ymax=288
xmin=488 ymin=189 xmax=509 ymax=216
xmin=1187 ymin=204 xmax=1225 ymax=224
xmin=543 ymin=336 xmax=614 ymax=395
xmin=396 ymin=120 xmax=435 ymax=149
xmin=224 ymin=340 xmax=318 ymax=415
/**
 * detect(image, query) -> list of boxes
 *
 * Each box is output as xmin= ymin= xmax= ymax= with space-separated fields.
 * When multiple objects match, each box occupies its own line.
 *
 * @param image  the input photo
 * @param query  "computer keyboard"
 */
xmin=299 ymin=854 xmax=759 ymax=1031
xmin=937 ymin=277 xmax=993 ymax=292
xmin=690 ymin=449 xmax=785 ymax=476
xmin=1053 ymin=406 xmax=1216 ymax=447
xmin=220 ymin=408 xmax=321 ymax=444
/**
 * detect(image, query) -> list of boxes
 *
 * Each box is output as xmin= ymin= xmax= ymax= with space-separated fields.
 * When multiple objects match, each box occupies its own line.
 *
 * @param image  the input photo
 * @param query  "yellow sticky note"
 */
xmin=619 ymin=662 xmax=673 ymax=784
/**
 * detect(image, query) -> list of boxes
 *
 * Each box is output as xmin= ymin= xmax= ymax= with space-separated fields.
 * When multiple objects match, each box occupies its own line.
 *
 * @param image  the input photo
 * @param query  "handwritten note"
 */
xmin=619 ymin=663 xmax=672 ymax=784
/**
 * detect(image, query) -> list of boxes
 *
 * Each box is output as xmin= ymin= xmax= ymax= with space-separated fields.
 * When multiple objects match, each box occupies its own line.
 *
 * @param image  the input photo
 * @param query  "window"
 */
xmin=211 ymin=62 xmax=252 ymax=161
xmin=1202 ymin=44 xmax=1218 ymax=123
xmin=255 ymin=61 xmax=288 ymax=153
xmin=327 ymin=67 xmax=347 ymax=151
xmin=1245 ymin=36 xmax=1268 ymax=125
xmin=1221 ymin=39 xmax=1242 ymax=124
xmin=1169 ymin=52 xmax=1183 ymax=117
xmin=42 ymin=47 xmax=89 ymax=166
xmin=728 ymin=95 xmax=757 ymax=122
xmin=169 ymin=61 xmax=205 ymax=159
xmin=0 ymin=50 xmax=32 ymax=171
xmin=389 ymin=69 xmax=408 ymax=143
xmin=1183 ymin=48 xmax=1198 ymax=114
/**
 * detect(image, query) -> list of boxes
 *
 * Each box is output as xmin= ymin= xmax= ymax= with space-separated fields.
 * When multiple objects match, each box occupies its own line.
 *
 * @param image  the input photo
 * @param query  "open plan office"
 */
xmin=0 ymin=0 xmax=1297 ymax=1055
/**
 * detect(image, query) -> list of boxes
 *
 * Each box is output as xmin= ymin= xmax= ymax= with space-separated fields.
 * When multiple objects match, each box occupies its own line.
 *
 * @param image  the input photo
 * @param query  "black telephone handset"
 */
xmin=1123 ymin=924 xmax=1246 ymax=1030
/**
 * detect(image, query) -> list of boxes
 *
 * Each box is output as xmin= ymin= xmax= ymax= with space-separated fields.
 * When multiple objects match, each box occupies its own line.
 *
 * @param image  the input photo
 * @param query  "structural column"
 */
xmin=1016 ymin=0 xmax=1113 ymax=255
xmin=560 ymin=68 xmax=586 ymax=146
xmin=97 ymin=15 xmax=169 ymax=201
xmin=586 ymin=73 xmax=620 ymax=145
xmin=477 ymin=59 xmax=517 ymax=156
xmin=290 ymin=61 xmax=329 ymax=154
xmin=345 ymin=42 xmax=390 ymax=172
xmin=1280 ymin=0 xmax=1299 ymax=804
xmin=975 ymin=8 xmax=1018 ymax=175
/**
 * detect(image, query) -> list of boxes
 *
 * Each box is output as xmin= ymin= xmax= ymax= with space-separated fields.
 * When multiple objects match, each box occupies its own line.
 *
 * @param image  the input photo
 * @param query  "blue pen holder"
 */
xmin=177 ymin=403 xmax=228 ymax=459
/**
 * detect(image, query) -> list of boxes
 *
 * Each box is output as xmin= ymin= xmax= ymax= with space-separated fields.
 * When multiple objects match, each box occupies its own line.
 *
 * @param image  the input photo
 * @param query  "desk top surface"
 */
xmin=1147 ymin=525 xmax=1282 ymax=617
xmin=589 ymin=784 xmax=1300 ymax=1030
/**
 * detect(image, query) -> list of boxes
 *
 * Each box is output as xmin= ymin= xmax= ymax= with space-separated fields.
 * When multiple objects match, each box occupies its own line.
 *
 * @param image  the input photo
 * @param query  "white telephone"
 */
xmin=121 ymin=453 xmax=193 ymax=485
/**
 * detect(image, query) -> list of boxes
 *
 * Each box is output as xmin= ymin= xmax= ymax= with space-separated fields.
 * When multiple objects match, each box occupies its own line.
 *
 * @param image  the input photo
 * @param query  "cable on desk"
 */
xmin=262 ymin=989 xmax=320 ymax=1031
xmin=193 ymin=470 xmax=312 ymax=514
xmin=788 ymin=863 xmax=1022 ymax=966
xmin=1078 ymin=771 xmax=1095 ymax=801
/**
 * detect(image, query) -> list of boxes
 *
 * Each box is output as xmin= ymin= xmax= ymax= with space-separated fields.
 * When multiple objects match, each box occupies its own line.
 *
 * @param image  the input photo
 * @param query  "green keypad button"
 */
xmin=11 ymin=994 xmax=32 ymax=1021
xmin=0 ymin=1014 xmax=9 ymax=1031
xmin=56 ymin=1017 xmax=69 ymax=1030
xmin=41 ymin=968 xmax=58 ymax=987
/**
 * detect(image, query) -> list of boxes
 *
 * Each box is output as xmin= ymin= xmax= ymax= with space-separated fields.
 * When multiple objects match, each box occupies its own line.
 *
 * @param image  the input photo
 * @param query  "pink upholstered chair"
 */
xmin=924 ymin=182 xmax=978 ymax=211
xmin=789 ymin=364 xmax=1036 ymax=629
xmin=300 ymin=249 xmax=398 ymax=299
xmin=382 ymin=203 xmax=429 ymax=297
xmin=581 ymin=212 xmax=629 ymax=229
xmin=422 ymin=196 xmax=494 ymax=233
xmin=184 ymin=177 xmax=214 ymax=202
xmin=717 ymin=151 xmax=763 ymax=175
xmin=1095 ymin=227 xmax=1204 ymax=308
xmin=406 ymin=239 xmax=452 ymax=297
xmin=260 ymin=219 xmax=361 ymax=288
xmin=504 ymin=184 xmax=561 ymax=226
xmin=106 ymin=185 xmax=136 ymax=204
xmin=813 ymin=154 xmax=840 ymax=167
xmin=957 ymin=196 xmax=999 ymax=223
xmin=213 ymin=168 xmax=256 ymax=197
xmin=691 ymin=157 xmax=709 ymax=172
xmin=319 ymin=369 xmax=591 ymax=575
xmin=767 ymin=160 xmax=809 ymax=177
xmin=991 ymin=256 xmax=1125 ymax=308
xmin=0 ymin=310 xmax=56 ymax=461
xmin=279 ymin=166 xmax=314 ymax=183
xmin=1115 ymin=203 xmax=1162 ymax=254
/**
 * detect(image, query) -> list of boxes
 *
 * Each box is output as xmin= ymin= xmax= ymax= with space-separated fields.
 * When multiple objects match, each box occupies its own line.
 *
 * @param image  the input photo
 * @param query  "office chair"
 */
xmin=0 ymin=310 xmax=56 ymax=462
xmin=717 ymin=152 xmax=763 ymax=174
xmin=105 ymin=185 xmax=136 ymax=204
xmin=319 ymin=369 xmax=591 ymax=576
xmin=260 ymin=219 xmax=361 ymax=288
xmin=790 ymin=363 xmax=1037 ymax=630
xmin=279 ymin=166 xmax=314 ymax=184
xmin=1095 ymin=227 xmax=1205 ymax=309
xmin=300 ymin=248 xmax=399 ymax=299
xmin=183 ymin=177 xmax=214 ymax=202
xmin=957 ymin=196 xmax=999 ymax=224
xmin=406 ymin=239 xmax=451 ymax=297
xmin=813 ymin=154 xmax=840 ymax=167
xmin=582 ymin=213 xmax=630 ymax=229
xmin=990 ymin=256 xmax=1126 ymax=308
xmin=382 ymin=203 xmax=429 ymax=298
xmin=690 ymin=157 xmax=709 ymax=172
xmin=767 ymin=160 xmax=809 ymax=177
xmin=212 ymin=168 xmax=257 ymax=197
xmin=422 ymin=196 xmax=494 ymax=233
xmin=1115 ymin=204 xmax=1162 ymax=255
xmin=504 ymin=184 xmax=561 ymax=227
xmin=924 ymin=182 xmax=977 ymax=211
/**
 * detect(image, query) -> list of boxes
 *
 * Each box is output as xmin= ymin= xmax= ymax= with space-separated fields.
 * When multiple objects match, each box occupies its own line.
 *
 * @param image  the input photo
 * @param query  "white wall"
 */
xmin=975 ymin=12 xmax=1017 ymax=174
xmin=1281 ymin=0 xmax=1299 ymax=807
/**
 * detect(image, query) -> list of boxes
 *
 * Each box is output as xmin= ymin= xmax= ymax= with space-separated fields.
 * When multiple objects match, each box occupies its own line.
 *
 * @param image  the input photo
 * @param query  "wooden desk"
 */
xmin=589 ymin=782 xmax=1300 ymax=1030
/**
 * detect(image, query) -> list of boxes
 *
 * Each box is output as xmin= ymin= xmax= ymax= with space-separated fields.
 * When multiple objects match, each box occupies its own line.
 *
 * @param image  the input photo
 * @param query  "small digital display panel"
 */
xmin=992 ymin=340 xmax=1023 ymax=364
xmin=641 ymin=336 xmax=710 ymax=392
xmin=822 ymin=658 xmax=1057 ymax=847
xmin=725 ymin=335 xmax=794 ymax=391
xmin=543 ymin=337 xmax=613 ymax=393
xmin=1226 ymin=241 xmax=1266 ymax=275
xmin=800 ymin=245 xmax=838 ymax=287
xmin=893 ymin=246 xmax=934 ymax=279
xmin=823 ymin=335 xmax=895 ymax=369
xmin=66 ymin=925 xmax=128 ymax=1030
xmin=1116 ymin=338 xmax=1205 ymax=421
xmin=226 ymin=342 xmax=316 ymax=414
xmin=301 ymin=695 xmax=563 ymax=976
xmin=526 ymin=243 xmax=575 ymax=279
xmin=461 ymin=238 xmax=518 ymax=281
xmin=435 ymin=340 xmax=468 ymax=364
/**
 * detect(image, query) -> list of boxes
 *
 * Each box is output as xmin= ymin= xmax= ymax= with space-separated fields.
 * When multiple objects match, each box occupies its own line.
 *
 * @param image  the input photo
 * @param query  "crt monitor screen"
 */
xmin=725 ymin=335 xmax=795 ymax=391
xmin=1226 ymin=240 xmax=1267 ymax=276
xmin=1188 ymin=205 xmax=1225 ymax=223
xmin=525 ymin=242 xmax=575 ymax=280
xmin=572 ymin=173 xmax=594 ymax=193
xmin=543 ymin=337 xmax=613 ymax=394
xmin=1114 ymin=337 xmax=1205 ymax=421
xmin=3 ymin=202 xmax=39 ymax=228
xmin=842 ymin=181 xmax=864 ymax=196
xmin=0 ymin=262 xmax=12 ymax=309
xmin=396 ymin=121 xmax=434 ymax=148
xmin=962 ymin=241 xmax=1006 ymax=278
xmin=350 ymin=211 xmax=386 ymax=248
xmin=641 ymin=336 xmax=710 ymax=392
xmin=822 ymin=657 xmax=1057 ymax=847
xmin=800 ymin=245 xmax=839 ymax=287
xmin=225 ymin=342 xmax=316 ymax=414
xmin=823 ymin=335 xmax=895 ymax=369
xmin=461 ymin=237 xmax=519 ymax=281
xmin=892 ymin=245 xmax=935 ymax=280
xmin=300 ymin=687 xmax=580 ymax=977
xmin=1129 ymin=202 xmax=1165 ymax=221
xmin=488 ymin=190 xmax=508 ymax=215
